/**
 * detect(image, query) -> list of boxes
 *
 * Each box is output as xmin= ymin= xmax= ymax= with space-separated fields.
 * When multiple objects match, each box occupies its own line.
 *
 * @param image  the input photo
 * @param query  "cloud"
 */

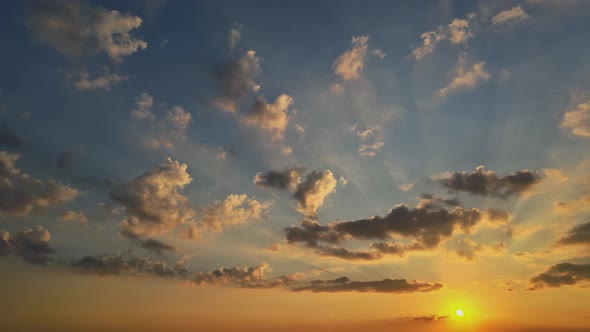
xmin=492 ymin=6 xmax=529 ymax=27
xmin=216 ymin=145 xmax=236 ymax=160
xmin=70 ymin=253 xmax=177 ymax=277
xmin=406 ymin=315 xmax=449 ymax=322
xmin=110 ymin=158 xmax=196 ymax=238
xmin=530 ymin=263 xmax=590 ymax=289
xmin=137 ymin=238 xmax=177 ymax=255
xmin=253 ymin=167 xmax=305 ymax=191
xmin=555 ymin=195 xmax=590 ymax=215
xmin=198 ymin=194 xmax=271 ymax=232
xmin=330 ymin=83 xmax=344 ymax=94
xmin=67 ymin=68 xmax=128 ymax=91
xmin=358 ymin=141 xmax=385 ymax=158
xmin=294 ymin=170 xmax=338 ymax=218
xmin=352 ymin=124 xmax=385 ymax=157
xmin=0 ymin=127 xmax=24 ymax=149
xmin=398 ymin=183 xmax=415 ymax=192
xmin=280 ymin=146 xmax=293 ymax=155
xmin=0 ymin=226 xmax=55 ymax=265
xmin=557 ymin=221 xmax=590 ymax=246
xmin=293 ymin=277 xmax=444 ymax=294
xmin=437 ymin=55 xmax=490 ymax=97
xmin=242 ymin=94 xmax=294 ymax=140
xmin=192 ymin=263 xmax=272 ymax=286
xmin=130 ymin=93 xmax=192 ymax=149
xmin=436 ymin=165 xmax=541 ymax=199
xmin=27 ymin=1 xmax=147 ymax=61
xmin=332 ymin=35 xmax=383 ymax=80
xmin=228 ymin=23 xmax=243 ymax=50
xmin=211 ymin=50 xmax=261 ymax=113
xmin=58 ymin=210 xmax=88 ymax=225
xmin=0 ymin=151 xmax=79 ymax=217
xmin=561 ymin=99 xmax=590 ymax=138
xmin=411 ymin=17 xmax=474 ymax=60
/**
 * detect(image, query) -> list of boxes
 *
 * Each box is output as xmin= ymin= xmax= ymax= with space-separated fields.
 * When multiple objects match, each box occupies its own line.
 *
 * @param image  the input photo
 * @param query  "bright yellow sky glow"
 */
xmin=456 ymin=309 xmax=464 ymax=317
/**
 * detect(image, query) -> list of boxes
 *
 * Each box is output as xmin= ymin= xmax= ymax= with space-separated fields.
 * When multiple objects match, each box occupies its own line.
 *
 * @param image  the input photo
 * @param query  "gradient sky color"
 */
xmin=1 ymin=1 xmax=590 ymax=331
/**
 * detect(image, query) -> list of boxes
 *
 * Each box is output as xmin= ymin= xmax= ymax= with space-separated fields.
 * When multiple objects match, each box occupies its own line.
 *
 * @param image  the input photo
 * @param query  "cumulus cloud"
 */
xmin=198 ymin=194 xmax=271 ymax=232
xmin=130 ymin=93 xmax=192 ymax=149
xmin=436 ymin=165 xmax=541 ymax=199
xmin=530 ymin=263 xmax=590 ymax=289
xmin=71 ymin=253 xmax=176 ymax=277
xmin=557 ymin=221 xmax=590 ymax=246
xmin=253 ymin=167 xmax=305 ymax=191
xmin=492 ymin=6 xmax=529 ymax=28
xmin=110 ymin=158 xmax=196 ymax=238
xmin=0 ymin=226 xmax=55 ymax=265
xmin=243 ymin=94 xmax=294 ymax=140
xmin=437 ymin=55 xmax=490 ymax=97
xmin=67 ymin=68 xmax=127 ymax=91
xmin=28 ymin=1 xmax=147 ymax=61
xmin=0 ymin=151 xmax=79 ymax=217
xmin=294 ymin=170 xmax=338 ymax=218
xmin=211 ymin=50 xmax=261 ymax=113
xmin=58 ymin=210 xmax=88 ymax=225
xmin=332 ymin=35 xmax=383 ymax=80
xmin=228 ymin=23 xmax=243 ymax=50
xmin=411 ymin=17 xmax=474 ymax=60
xmin=561 ymin=99 xmax=590 ymax=138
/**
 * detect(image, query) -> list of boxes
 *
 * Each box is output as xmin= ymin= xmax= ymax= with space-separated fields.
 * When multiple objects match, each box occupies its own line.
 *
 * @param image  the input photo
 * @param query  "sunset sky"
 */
xmin=1 ymin=1 xmax=590 ymax=331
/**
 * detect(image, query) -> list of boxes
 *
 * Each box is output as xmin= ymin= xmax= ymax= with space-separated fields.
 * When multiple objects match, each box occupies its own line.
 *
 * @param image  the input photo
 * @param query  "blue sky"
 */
xmin=2 ymin=1 xmax=590 ymax=330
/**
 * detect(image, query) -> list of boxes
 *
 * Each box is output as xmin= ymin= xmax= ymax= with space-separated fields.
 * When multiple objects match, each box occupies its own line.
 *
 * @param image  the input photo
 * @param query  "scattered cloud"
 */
xmin=437 ymin=54 xmax=490 ymax=97
xmin=198 ymin=194 xmax=271 ymax=233
xmin=561 ymin=99 xmax=590 ymax=138
xmin=28 ymin=1 xmax=147 ymax=61
xmin=555 ymin=194 xmax=590 ymax=215
xmin=557 ymin=221 xmax=590 ymax=246
xmin=211 ymin=50 xmax=261 ymax=113
xmin=530 ymin=263 xmax=590 ymax=289
xmin=216 ymin=145 xmax=236 ymax=160
xmin=253 ymin=166 xmax=305 ymax=191
xmin=67 ymin=68 xmax=128 ymax=91
xmin=0 ymin=151 xmax=79 ymax=217
xmin=398 ymin=183 xmax=415 ymax=192
xmin=0 ymin=226 xmax=55 ymax=265
xmin=436 ymin=165 xmax=541 ymax=199
xmin=492 ymin=6 xmax=529 ymax=28
xmin=137 ymin=238 xmax=177 ymax=255
xmin=294 ymin=170 xmax=338 ymax=218
xmin=110 ymin=158 xmax=196 ymax=238
xmin=352 ymin=124 xmax=385 ymax=158
xmin=71 ymin=253 xmax=177 ymax=277
xmin=405 ymin=315 xmax=449 ymax=322
xmin=243 ymin=94 xmax=294 ymax=140
xmin=58 ymin=210 xmax=88 ymax=225
xmin=228 ymin=23 xmax=243 ymax=50
xmin=293 ymin=277 xmax=444 ymax=294
xmin=411 ymin=16 xmax=474 ymax=60
xmin=333 ymin=35 xmax=383 ymax=80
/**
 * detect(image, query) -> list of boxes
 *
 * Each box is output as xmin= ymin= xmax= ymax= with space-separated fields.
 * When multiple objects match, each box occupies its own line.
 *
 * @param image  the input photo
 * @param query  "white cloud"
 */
xmin=411 ymin=17 xmax=474 ymax=60
xmin=333 ymin=35 xmax=383 ymax=80
xmin=243 ymin=94 xmax=294 ymax=140
xmin=199 ymin=194 xmax=271 ymax=232
xmin=561 ymin=100 xmax=590 ymax=138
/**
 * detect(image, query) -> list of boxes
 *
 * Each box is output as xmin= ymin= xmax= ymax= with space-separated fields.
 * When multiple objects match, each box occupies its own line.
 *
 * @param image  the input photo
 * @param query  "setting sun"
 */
xmin=455 ymin=309 xmax=465 ymax=317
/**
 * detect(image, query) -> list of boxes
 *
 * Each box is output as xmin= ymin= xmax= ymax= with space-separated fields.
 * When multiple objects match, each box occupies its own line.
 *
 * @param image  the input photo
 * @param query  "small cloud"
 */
xmin=58 ymin=210 xmax=88 ymax=225
xmin=330 ymin=83 xmax=344 ymax=94
xmin=332 ymin=35 xmax=382 ymax=80
xmin=281 ymin=146 xmax=293 ymax=155
xmin=398 ymin=183 xmax=415 ymax=192
xmin=228 ymin=23 xmax=243 ymax=50
xmin=67 ymin=67 xmax=127 ymax=91
xmin=437 ymin=54 xmax=490 ymax=98
xmin=411 ymin=16 xmax=474 ymax=60
xmin=492 ymin=6 xmax=529 ymax=28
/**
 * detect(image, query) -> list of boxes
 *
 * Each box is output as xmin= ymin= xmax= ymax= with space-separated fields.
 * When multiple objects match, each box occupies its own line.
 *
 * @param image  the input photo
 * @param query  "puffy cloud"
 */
xmin=293 ymin=277 xmax=444 ymax=294
xmin=0 ymin=226 xmax=55 ymax=265
xmin=228 ymin=23 xmax=243 ymax=50
xmin=58 ymin=210 xmax=88 ymax=225
xmin=27 ymin=1 xmax=147 ymax=61
xmin=492 ymin=6 xmax=529 ymax=27
xmin=130 ymin=93 xmax=192 ymax=149
xmin=253 ymin=167 xmax=305 ymax=191
xmin=70 ymin=253 xmax=176 ymax=277
xmin=557 ymin=221 xmax=590 ymax=246
xmin=530 ymin=263 xmax=590 ymax=289
xmin=437 ymin=55 xmax=490 ymax=97
xmin=294 ymin=170 xmax=338 ymax=218
xmin=0 ymin=151 xmax=79 ymax=217
xmin=561 ymin=100 xmax=590 ymax=138
xmin=411 ymin=17 xmax=474 ymax=60
xmin=199 ymin=194 xmax=270 ymax=232
xmin=192 ymin=263 xmax=272 ymax=286
xmin=67 ymin=68 xmax=127 ymax=91
xmin=111 ymin=158 xmax=196 ymax=238
xmin=332 ymin=35 xmax=383 ymax=80
xmin=243 ymin=94 xmax=293 ymax=140
xmin=211 ymin=50 xmax=261 ymax=113
xmin=436 ymin=165 xmax=541 ymax=199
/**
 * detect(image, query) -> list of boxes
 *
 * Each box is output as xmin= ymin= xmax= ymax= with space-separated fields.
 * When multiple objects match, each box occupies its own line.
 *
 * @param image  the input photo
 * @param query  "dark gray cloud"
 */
xmin=0 ymin=151 xmax=79 ymax=217
xmin=437 ymin=165 xmax=541 ymax=199
xmin=0 ymin=226 xmax=55 ymax=265
xmin=558 ymin=221 xmax=590 ymax=246
xmin=530 ymin=263 xmax=590 ymax=289
xmin=210 ymin=51 xmax=261 ymax=113
xmin=192 ymin=262 xmax=272 ymax=286
xmin=253 ymin=167 xmax=305 ymax=191
xmin=137 ymin=238 xmax=176 ymax=255
xmin=70 ymin=253 xmax=176 ymax=277
xmin=293 ymin=277 xmax=444 ymax=294
xmin=0 ymin=127 xmax=24 ymax=149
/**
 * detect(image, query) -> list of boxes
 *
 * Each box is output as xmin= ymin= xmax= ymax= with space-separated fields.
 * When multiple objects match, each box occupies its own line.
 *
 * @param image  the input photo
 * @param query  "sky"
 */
xmin=1 ymin=1 xmax=590 ymax=331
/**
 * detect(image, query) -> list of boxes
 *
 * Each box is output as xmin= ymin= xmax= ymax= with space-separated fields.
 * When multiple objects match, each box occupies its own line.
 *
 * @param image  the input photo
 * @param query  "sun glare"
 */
xmin=455 ymin=309 xmax=464 ymax=317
